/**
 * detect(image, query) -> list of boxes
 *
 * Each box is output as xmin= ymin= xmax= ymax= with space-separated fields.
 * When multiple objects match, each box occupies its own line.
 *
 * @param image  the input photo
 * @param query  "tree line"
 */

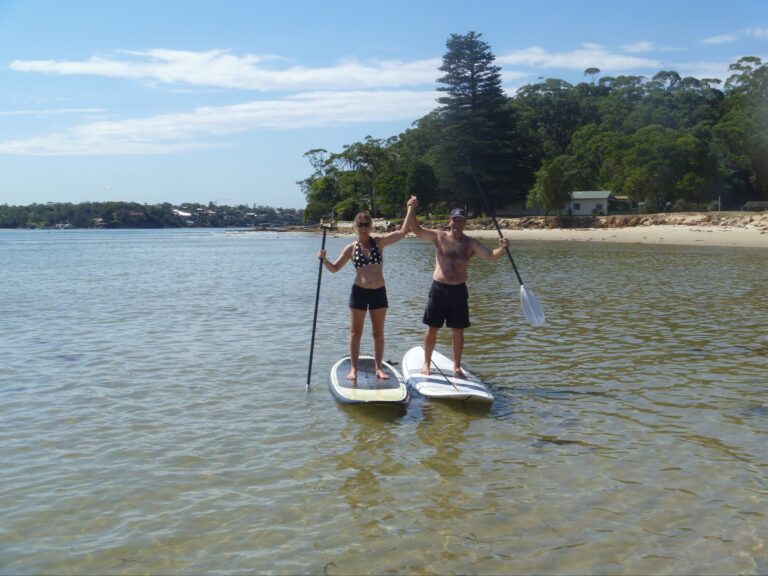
xmin=300 ymin=32 xmax=767 ymax=221
xmin=0 ymin=202 xmax=304 ymax=229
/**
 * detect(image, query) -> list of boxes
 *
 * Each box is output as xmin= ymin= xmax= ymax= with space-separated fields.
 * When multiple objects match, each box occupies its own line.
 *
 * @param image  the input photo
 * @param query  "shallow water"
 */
xmin=1 ymin=229 xmax=766 ymax=575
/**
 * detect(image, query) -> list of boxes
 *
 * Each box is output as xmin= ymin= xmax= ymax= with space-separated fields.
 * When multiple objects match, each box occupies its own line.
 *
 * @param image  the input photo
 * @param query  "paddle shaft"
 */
xmin=423 ymin=347 xmax=459 ymax=390
xmin=465 ymin=157 xmax=525 ymax=286
xmin=306 ymin=227 xmax=328 ymax=389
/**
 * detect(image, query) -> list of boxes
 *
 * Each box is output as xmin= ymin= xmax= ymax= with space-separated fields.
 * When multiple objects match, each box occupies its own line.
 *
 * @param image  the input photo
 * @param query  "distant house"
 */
xmin=742 ymin=201 xmax=768 ymax=212
xmin=568 ymin=191 xmax=613 ymax=216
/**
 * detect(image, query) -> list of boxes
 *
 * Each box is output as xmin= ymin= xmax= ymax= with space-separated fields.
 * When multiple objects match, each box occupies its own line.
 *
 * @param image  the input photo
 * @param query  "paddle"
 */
xmin=423 ymin=346 xmax=459 ymax=391
xmin=464 ymin=157 xmax=546 ymax=327
xmin=306 ymin=226 xmax=328 ymax=389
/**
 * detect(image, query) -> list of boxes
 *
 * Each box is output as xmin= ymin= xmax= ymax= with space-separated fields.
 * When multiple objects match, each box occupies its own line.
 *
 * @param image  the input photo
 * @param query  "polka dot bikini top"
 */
xmin=353 ymin=238 xmax=383 ymax=268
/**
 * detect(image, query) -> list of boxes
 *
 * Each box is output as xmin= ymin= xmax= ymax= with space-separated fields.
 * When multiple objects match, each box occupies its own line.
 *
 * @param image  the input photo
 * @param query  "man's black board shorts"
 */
xmin=422 ymin=280 xmax=470 ymax=329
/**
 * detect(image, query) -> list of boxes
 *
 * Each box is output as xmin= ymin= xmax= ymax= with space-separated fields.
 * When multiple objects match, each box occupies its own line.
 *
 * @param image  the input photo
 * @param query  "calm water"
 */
xmin=1 ymin=228 xmax=767 ymax=575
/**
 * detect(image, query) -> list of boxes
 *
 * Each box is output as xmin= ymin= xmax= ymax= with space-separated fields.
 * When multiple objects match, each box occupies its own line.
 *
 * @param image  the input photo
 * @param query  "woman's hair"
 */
xmin=353 ymin=212 xmax=371 ymax=226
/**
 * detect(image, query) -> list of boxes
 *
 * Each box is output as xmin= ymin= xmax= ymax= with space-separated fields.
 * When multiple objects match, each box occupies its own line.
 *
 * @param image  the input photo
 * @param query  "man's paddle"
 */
xmin=306 ymin=226 xmax=328 ymax=389
xmin=465 ymin=157 xmax=546 ymax=327
xmin=423 ymin=346 xmax=459 ymax=390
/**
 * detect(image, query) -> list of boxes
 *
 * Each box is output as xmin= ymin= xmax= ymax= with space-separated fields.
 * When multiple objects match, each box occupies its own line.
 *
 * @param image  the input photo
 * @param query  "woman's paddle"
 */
xmin=306 ymin=226 xmax=328 ymax=389
xmin=465 ymin=157 xmax=546 ymax=327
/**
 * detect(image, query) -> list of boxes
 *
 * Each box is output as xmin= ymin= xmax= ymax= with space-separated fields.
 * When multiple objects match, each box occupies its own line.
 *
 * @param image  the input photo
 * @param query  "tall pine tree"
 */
xmin=433 ymin=31 xmax=532 ymax=214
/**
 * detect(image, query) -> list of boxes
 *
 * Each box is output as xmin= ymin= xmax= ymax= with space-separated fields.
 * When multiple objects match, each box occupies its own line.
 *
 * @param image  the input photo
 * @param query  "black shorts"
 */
xmin=349 ymin=284 xmax=389 ymax=311
xmin=422 ymin=281 xmax=470 ymax=329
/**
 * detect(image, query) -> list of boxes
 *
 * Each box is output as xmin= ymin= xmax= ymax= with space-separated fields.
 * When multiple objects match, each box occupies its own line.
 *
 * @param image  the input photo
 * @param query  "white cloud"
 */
xmin=0 ymin=107 xmax=106 ymax=117
xmin=1 ymin=47 xmax=539 ymax=156
xmin=672 ymin=60 xmax=733 ymax=82
xmin=703 ymin=34 xmax=738 ymax=45
xmin=702 ymin=28 xmax=768 ymax=44
xmin=6 ymin=43 xmax=745 ymax=158
xmin=0 ymin=90 xmax=437 ymax=155
xmin=10 ymin=49 xmax=441 ymax=91
xmin=10 ymin=45 xmax=669 ymax=94
xmin=622 ymin=41 xmax=655 ymax=54
xmin=497 ymin=44 xmax=659 ymax=72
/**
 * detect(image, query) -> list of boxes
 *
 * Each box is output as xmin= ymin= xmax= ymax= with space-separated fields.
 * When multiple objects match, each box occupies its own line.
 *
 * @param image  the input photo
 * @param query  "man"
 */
xmin=405 ymin=196 xmax=509 ymax=377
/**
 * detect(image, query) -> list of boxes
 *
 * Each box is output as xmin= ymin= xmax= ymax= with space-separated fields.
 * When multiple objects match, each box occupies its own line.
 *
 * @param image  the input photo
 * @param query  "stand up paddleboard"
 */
xmin=401 ymin=346 xmax=494 ymax=404
xmin=329 ymin=355 xmax=409 ymax=405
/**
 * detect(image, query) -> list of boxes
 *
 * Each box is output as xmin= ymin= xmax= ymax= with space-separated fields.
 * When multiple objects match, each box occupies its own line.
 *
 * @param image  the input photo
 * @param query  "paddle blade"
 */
xmin=520 ymin=284 xmax=546 ymax=326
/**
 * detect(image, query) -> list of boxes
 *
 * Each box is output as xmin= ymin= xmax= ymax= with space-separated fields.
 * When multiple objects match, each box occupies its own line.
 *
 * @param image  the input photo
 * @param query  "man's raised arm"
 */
xmin=405 ymin=195 xmax=437 ymax=242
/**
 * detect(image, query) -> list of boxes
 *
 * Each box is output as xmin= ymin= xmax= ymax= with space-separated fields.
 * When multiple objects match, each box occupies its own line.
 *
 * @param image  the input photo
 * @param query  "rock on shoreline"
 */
xmin=479 ymin=212 xmax=768 ymax=232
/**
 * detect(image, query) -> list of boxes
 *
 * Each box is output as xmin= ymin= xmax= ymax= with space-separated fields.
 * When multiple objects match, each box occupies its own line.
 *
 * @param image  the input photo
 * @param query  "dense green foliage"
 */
xmin=0 ymin=202 xmax=303 ymax=229
xmin=302 ymin=32 xmax=767 ymax=220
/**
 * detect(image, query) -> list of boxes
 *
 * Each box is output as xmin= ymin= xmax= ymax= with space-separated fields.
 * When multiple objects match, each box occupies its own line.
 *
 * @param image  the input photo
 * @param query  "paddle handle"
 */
xmin=306 ymin=227 xmax=328 ymax=389
xmin=465 ymin=157 xmax=525 ymax=286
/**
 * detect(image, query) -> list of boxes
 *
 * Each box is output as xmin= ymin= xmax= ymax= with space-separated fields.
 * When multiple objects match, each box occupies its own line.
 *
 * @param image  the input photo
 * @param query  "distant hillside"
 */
xmin=0 ymin=202 xmax=304 ymax=229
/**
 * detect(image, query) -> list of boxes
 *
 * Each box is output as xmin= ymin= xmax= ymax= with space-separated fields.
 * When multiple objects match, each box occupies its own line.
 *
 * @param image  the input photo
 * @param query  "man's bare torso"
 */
xmin=432 ymin=231 xmax=474 ymax=284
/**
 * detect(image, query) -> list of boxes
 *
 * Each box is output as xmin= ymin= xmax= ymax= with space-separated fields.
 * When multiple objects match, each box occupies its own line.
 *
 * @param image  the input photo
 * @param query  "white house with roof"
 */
xmin=568 ymin=191 xmax=614 ymax=215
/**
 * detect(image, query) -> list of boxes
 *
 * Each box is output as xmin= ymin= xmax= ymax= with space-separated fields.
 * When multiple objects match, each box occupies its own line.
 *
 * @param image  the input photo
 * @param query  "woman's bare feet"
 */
xmin=375 ymin=368 xmax=390 ymax=379
xmin=454 ymin=367 xmax=466 ymax=379
xmin=420 ymin=363 xmax=431 ymax=375
xmin=346 ymin=369 xmax=357 ymax=382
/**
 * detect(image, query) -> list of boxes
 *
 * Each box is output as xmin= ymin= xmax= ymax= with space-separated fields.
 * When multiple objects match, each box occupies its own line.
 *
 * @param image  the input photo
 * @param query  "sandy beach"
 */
xmin=469 ymin=224 xmax=768 ymax=249
xmin=330 ymin=212 xmax=768 ymax=249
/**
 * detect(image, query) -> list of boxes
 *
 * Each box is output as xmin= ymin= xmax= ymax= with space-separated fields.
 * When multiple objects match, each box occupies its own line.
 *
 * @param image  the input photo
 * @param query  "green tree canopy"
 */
xmin=299 ymin=33 xmax=766 ymax=219
xmin=527 ymin=155 xmax=576 ymax=215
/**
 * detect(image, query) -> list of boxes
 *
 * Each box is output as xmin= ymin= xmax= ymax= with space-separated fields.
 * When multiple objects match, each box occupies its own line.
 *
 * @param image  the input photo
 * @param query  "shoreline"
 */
xmin=466 ymin=224 xmax=768 ymax=249
xmin=10 ymin=213 xmax=766 ymax=249
xmin=324 ymin=212 xmax=768 ymax=249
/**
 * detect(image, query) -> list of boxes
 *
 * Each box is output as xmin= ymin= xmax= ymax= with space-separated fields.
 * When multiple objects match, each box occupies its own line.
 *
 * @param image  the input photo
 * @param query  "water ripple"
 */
xmin=1 ymin=230 xmax=766 ymax=575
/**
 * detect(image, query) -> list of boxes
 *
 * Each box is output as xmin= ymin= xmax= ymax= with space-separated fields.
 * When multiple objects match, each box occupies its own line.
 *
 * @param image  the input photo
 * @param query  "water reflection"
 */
xmin=334 ymin=406 xmax=406 ymax=529
xmin=416 ymin=403 xmax=470 ymax=476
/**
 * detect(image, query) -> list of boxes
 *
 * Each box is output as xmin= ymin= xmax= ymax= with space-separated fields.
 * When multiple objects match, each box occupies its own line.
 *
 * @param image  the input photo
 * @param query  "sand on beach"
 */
xmin=468 ymin=224 xmax=768 ymax=249
xmin=330 ymin=213 xmax=768 ymax=249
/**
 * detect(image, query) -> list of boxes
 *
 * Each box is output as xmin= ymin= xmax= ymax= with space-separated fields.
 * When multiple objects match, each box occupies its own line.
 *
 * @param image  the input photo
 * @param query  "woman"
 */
xmin=318 ymin=200 xmax=415 ymax=381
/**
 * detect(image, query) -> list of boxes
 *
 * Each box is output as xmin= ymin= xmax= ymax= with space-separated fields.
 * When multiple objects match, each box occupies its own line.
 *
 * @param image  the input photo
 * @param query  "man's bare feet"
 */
xmin=346 ymin=369 xmax=357 ymax=382
xmin=454 ymin=368 xmax=466 ymax=379
xmin=375 ymin=368 xmax=390 ymax=380
xmin=420 ymin=363 xmax=431 ymax=376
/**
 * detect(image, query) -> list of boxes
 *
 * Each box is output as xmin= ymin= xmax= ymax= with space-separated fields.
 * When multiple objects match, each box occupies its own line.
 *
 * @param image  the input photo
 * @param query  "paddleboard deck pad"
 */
xmin=401 ymin=346 xmax=494 ymax=403
xmin=329 ymin=356 xmax=409 ymax=405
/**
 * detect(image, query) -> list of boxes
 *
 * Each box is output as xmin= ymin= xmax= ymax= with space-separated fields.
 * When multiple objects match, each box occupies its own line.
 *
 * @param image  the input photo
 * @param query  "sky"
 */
xmin=1 ymin=0 xmax=766 ymax=209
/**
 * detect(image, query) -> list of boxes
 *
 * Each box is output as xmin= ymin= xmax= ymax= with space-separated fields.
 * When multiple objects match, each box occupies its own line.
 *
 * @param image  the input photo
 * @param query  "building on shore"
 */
xmin=568 ymin=191 xmax=614 ymax=216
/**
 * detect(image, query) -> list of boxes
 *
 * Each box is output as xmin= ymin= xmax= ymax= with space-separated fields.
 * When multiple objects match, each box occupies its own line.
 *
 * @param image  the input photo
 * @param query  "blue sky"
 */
xmin=1 ymin=0 xmax=766 ymax=209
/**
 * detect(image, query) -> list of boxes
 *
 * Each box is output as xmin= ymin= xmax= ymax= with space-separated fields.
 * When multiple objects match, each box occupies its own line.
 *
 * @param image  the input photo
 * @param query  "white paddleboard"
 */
xmin=401 ymin=346 xmax=494 ymax=403
xmin=329 ymin=355 xmax=409 ymax=405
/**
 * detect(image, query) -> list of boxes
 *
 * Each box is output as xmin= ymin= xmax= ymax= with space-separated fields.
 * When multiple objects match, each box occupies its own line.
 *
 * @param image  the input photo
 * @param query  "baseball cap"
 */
xmin=449 ymin=207 xmax=467 ymax=219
